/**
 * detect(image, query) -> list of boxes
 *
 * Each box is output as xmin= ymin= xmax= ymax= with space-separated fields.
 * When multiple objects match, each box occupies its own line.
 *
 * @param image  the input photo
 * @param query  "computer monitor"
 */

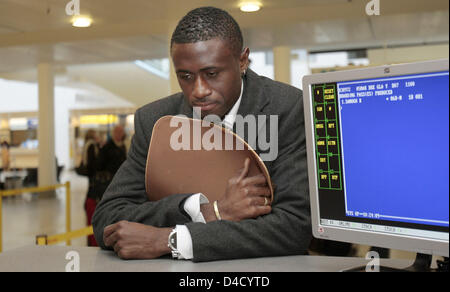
xmin=302 ymin=59 xmax=449 ymax=267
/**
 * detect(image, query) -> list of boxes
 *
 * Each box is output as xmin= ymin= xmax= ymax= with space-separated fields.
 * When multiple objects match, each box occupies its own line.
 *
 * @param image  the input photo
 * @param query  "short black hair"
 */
xmin=170 ymin=7 xmax=244 ymax=56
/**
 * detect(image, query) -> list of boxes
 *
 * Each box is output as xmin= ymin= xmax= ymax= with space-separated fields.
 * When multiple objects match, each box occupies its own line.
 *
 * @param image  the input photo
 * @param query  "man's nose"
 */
xmin=192 ymin=76 xmax=212 ymax=100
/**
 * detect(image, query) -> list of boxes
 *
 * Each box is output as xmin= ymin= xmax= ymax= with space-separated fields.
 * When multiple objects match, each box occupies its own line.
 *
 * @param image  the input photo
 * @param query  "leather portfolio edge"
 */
xmin=145 ymin=115 xmax=274 ymax=202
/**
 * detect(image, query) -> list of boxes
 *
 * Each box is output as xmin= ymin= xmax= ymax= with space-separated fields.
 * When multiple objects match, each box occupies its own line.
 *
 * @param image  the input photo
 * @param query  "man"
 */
xmin=96 ymin=125 xmax=127 ymax=176
xmin=93 ymin=124 xmax=127 ymax=197
xmin=92 ymin=6 xmax=311 ymax=262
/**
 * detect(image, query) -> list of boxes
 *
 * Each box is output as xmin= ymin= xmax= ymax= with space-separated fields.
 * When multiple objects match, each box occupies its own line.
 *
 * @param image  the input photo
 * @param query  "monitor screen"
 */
xmin=303 ymin=60 xmax=449 ymax=257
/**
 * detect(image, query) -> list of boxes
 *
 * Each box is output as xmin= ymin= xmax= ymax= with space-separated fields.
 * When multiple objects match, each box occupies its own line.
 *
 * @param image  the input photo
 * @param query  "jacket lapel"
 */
xmin=235 ymin=69 xmax=270 ymax=121
xmin=233 ymin=69 xmax=271 ymax=150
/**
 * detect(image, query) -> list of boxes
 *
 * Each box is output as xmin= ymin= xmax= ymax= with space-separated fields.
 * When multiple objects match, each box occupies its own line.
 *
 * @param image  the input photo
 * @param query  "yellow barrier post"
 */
xmin=65 ymin=181 xmax=71 ymax=246
xmin=35 ymin=235 xmax=47 ymax=245
xmin=0 ymin=184 xmax=66 ymax=198
xmin=36 ymin=226 xmax=93 ymax=246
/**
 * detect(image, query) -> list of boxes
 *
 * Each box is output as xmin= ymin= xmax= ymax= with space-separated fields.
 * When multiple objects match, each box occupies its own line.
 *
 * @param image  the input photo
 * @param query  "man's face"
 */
xmin=112 ymin=126 xmax=125 ymax=142
xmin=171 ymin=38 xmax=249 ymax=119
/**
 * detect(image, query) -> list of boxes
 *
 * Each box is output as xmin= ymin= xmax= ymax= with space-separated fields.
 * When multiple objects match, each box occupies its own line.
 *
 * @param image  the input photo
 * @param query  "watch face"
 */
xmin=169 ymin=231 xmax=177 ymax=249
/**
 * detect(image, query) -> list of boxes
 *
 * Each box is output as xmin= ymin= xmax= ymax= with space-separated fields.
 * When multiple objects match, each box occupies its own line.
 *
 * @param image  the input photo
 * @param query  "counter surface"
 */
xmin=0 ymin=245 xmax=413 ymax=272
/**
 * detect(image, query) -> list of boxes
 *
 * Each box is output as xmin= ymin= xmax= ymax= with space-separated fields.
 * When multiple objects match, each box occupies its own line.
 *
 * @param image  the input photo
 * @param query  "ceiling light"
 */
xmin=72 ymin=16 xmax=92 ymax=28
xmin=240 ymin=2 xmax=261 ymax=12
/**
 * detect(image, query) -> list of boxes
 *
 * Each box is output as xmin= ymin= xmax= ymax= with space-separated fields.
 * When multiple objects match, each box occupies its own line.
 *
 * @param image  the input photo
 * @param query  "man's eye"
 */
xmin=206 ymin=71 xmax=218 ymax=77
xmin=179 ymin=74 xmax=193 ymax=80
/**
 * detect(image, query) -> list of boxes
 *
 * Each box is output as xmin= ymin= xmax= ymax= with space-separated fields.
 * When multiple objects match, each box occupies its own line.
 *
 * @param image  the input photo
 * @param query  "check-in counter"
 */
xmin=0 ymin=148 xmax=38 ymax=186
xmin=0 ymin=148 xmax=39 ymax=169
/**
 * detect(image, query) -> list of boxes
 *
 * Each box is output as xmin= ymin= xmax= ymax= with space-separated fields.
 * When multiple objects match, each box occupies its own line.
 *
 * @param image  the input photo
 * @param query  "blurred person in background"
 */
xmin=1 ymin=141 xmax=10 ymax=171
xmin=80 ymin=129 xmax=100 ymax=246
xmin=0 ymin=141 xmax=10 ymax=190
xmin=94 ymin=124 xmax=127 ymax=202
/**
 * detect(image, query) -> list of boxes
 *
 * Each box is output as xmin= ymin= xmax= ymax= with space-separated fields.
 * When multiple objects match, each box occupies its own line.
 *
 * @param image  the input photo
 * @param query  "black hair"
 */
xmin=170 ymin=7 xmax=244 ymax=56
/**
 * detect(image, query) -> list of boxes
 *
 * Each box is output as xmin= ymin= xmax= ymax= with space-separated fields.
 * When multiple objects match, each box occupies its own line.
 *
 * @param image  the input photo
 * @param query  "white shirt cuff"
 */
xmin=176 ymin=193 xmax=209 ymax=260
xmin=183 ymin=193 xmax=209 ymax=223
xmin=174 ymin=225 xmax=192 ymax=260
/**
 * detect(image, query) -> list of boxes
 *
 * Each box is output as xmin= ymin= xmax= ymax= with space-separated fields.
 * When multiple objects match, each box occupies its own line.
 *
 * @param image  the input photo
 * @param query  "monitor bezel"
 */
xmin=302 ymin=59 xmax=449 ymax=257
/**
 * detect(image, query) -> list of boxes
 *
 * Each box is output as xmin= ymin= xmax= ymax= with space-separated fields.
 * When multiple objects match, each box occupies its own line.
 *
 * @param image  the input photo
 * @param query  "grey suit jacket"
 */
xmin=92 ymin=69 xmax=312 ymax=262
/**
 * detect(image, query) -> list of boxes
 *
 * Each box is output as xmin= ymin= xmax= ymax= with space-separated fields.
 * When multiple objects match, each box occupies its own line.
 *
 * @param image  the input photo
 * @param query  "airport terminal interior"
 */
xmin=0 ymin=0 xmax=448 ymax=265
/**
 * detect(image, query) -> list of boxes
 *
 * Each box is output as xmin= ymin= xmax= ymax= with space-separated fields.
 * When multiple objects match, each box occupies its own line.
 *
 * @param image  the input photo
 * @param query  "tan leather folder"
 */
xmin=145 ymin=116 xmax=274 ymax=202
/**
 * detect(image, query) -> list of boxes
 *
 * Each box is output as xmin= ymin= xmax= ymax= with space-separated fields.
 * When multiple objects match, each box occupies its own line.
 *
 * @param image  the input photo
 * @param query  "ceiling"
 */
xmin=0 ymin=0 xmax=448 ymax=73
xmin=0 ymin=0 xmax=448 ymax=107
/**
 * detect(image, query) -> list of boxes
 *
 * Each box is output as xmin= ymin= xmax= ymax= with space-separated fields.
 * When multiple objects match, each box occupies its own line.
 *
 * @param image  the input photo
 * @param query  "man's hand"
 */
xmin=201 ymin=158 xmax=272 ymax=222
xmin=103 ymin=221 xmax=172 ymax=260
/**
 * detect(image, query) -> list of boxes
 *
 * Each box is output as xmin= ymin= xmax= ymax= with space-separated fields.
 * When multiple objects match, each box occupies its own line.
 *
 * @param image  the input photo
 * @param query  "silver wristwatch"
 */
xmin=168 ymin=228 xmax=180 ymax=259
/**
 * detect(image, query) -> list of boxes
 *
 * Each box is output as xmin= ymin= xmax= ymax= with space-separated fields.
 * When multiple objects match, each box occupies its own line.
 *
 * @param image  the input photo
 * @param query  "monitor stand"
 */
xmin=343 ymin=253 xmax=443 ymax=272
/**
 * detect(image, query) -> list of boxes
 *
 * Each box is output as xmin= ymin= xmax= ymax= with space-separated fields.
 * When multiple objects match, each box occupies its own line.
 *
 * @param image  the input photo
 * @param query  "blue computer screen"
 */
xmin=337 ymin=71 xmax=449 ymax=227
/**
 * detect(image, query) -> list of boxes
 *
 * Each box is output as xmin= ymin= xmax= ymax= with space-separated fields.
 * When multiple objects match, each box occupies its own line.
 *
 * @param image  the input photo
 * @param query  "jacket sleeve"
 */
xmin=92 ymin=108 xmax=192 ymax=249
xmin=186 ymin=92 xmax=312 ymax=262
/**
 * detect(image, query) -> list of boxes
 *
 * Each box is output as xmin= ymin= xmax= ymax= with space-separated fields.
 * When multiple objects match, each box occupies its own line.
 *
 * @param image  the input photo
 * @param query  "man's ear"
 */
xmin=239 ymin=47 xmax=250 ymax=74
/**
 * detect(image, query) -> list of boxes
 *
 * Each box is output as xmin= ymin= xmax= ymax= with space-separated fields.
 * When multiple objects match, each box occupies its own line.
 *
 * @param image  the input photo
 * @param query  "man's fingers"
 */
xmin=103 ymin=224 xmax=116 ymax=237
xmin=104 ymin=229 xmax=121 ymax=248
xmin=247 ymin=205 xmax=272 ymax=218
xmin=257 ymin=205 xmax=272 ymax=216
xmin=113 ymin=239 xmax=122 ymax=254
xmin=103 ymin=231 xmax=114 ymax=247
xmin=237 ymin=158 xmax=250 ymax=182
xmin=242 ymin=174 xmax=268 ymax=187
xmin=245 ymin=186 xmax=271 ymax=198
xmin=247 ymin=196 xmax=272 ymax=206
xmin=103 ymin=224 xmax=118 ymax=246
xmin=103 ymin=221 xmax=127 ymax=247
